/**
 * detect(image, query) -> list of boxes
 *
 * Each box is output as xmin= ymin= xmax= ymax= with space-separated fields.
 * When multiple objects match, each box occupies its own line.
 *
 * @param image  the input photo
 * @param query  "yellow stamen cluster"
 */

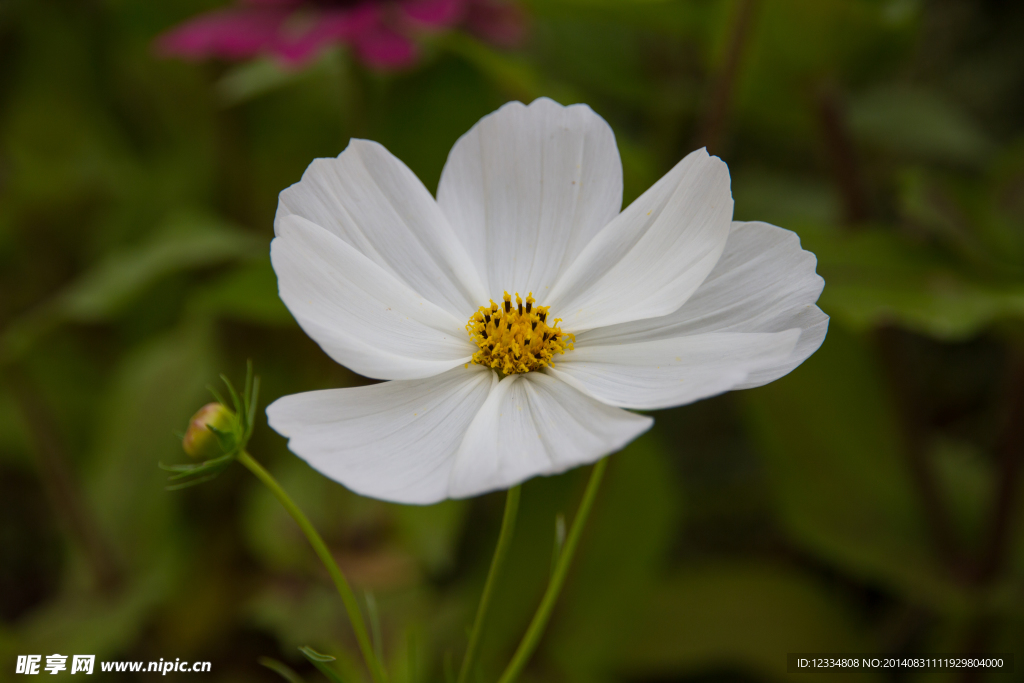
xmin=467 ymin=292 xmax=573 ymax=375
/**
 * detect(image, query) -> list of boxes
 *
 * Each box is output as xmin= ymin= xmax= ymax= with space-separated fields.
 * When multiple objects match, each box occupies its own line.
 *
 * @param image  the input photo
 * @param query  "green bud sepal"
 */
xmin=159 ymin=360 xmax=260 ymax=491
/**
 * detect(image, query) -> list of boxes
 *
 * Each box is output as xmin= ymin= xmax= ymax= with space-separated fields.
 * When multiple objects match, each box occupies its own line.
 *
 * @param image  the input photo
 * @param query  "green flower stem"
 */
xmin=238 ymin=451 xmax=388 ymax=683
xmin=457 ymin=485 xmax=522 ymax=683
xmin=496 ymin=458 xmax=608 ymax=683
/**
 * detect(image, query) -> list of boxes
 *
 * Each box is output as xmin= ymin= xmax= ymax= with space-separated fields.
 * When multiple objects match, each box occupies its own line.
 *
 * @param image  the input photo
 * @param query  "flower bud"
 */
xmin=183 ymin=402 xmax=236 ymax=459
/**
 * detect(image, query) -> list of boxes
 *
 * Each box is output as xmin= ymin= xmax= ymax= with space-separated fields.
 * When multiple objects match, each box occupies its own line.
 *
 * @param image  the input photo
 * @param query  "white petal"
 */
xmin=549 ymin=330 xmax=801 ymax=410
xmin=272 ymin=215 xmax=475 ymax=380
xmin=436 ymin=98 xmax=623 ymax=299
xmin=276 ymin=139 xmax=487 ymax=319
xmin=546 ymin=148 xmax=733 ymax=332
xmin=447 ymin=372 xmax=652 ymax=498
xmin=576 ymin=221 xmax=829 ymax=388
xmin=266 ymin=365 xmax=497 ymax=505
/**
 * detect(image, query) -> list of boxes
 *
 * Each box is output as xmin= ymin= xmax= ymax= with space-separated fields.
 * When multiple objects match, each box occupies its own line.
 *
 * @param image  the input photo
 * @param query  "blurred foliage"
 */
xmin=1 ymin=0 xmax=1024 ymax=681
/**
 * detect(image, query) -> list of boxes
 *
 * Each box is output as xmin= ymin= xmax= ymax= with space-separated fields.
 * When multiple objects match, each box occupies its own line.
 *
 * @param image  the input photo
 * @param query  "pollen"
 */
xmin=467 ymin=292 xmax=574 ymax=375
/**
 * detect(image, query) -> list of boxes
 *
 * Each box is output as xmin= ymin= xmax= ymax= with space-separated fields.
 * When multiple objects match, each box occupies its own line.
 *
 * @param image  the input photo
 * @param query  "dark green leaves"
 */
xmin=807 ymin=226 xmax=1024 ymax=341
xmin=617 ymin=564 xmax=879 ymax=683
xmin=744 ymin=328 xmax=969 ymax=610
xmin=1 ymin=214 xmax=263 ymax=365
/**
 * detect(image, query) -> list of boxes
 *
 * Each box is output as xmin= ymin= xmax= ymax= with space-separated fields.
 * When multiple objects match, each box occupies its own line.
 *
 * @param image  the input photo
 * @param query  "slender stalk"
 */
xmin=694 ymin=0 xmax=760 ymax=154
xmin=496 ymin=459 xmax=608 ymax=683
xmin=975 ymin=349 xmax=1024 ymax=583
xmin=238 ymin=451 xmax=387 ymax=683
xmin=9 ymin=368 xmax=123 ymax=593
xmin=815 ymin=81 xmax=870 ymax=226
xmin=875 ymin=327 xmax=963 ymax=576
xmin=457 ymin=486 xmax=522 ymax=683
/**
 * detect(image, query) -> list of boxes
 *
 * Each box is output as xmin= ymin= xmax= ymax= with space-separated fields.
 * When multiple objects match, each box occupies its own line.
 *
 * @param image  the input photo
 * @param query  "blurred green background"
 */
xmin=2 ymin=0 xmax=1023 ymax=681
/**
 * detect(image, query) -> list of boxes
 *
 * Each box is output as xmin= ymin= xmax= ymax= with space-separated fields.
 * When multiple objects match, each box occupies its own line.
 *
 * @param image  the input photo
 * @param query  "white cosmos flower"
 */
xmin=266 ymin=98 xmax=827 ymax=504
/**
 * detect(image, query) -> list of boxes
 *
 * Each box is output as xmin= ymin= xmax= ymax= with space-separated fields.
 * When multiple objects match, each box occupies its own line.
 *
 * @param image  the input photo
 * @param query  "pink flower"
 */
xmin=155 ymin=0 xmax=526 ymax=70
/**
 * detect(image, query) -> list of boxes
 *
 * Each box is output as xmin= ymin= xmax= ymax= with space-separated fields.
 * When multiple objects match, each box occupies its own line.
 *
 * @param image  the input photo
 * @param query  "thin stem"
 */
xmin=8 ymin=367 xmax=123 ymax=593
xmin=958 ymin=349 xmax=1024 ymax=683
xmin=975 ymin=348 xmax=1024 ymax=583
xmin=875 ymin=327 xmax=964 ymax=577
xmin=496 ymin=459 xmax=608 ymax=683
xmin=694 ymin=0 xmax=760 ymax=154
xmin=237 ymin=451 xmax=387 ymax=683
xmin=815 ymin=81 xmax=870 ymax=226
xmin=457 ymin=485 xmax=522 ymax=683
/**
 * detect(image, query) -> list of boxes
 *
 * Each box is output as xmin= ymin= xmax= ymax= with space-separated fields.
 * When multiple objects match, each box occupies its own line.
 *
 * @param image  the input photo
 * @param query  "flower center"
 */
xmin=467 ymin=292 xmax=574 ymax=375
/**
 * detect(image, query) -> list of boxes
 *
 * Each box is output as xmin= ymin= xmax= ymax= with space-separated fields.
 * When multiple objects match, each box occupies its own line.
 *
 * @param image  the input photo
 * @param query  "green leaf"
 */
xmin=806 ymin=226 xmax=1024 ymax=341
xmin=848 ymin=85 xmax=993 ymax=166
xmin=187 ymin=260 xmax=293 ymax=327
xmin=258 ymin=657 xmax=309 ymax=683
xmin=246 ymin=375 xmax=261 ymax=441
xmin=0 ymin=213 xmax=262 ymax=364
xmin=59 ymin=213 xmax=263 ymax=321
xmin=615 ymin=563 xmax=880 ymax=683
xmin=744 ymin=327 xmax=970 ymax=610
xmin=364 ymin=591 xmax=384 ymax=669
xmin=299 ymin=646 xmax=349 ymax=683
xmin=217 ymin=58 xmax=304 ymax=106
xmin=895 ymin=161 xmax=1024 ymax=273
xmin=219 ymin=373 xmax=243 ymax=418
xmin=206 ymin=424 xmax=239 ymax=455
xmin=162 ymin=453 xmax=234 ymax=487
xmin=159 ymin=453 xmax=234 ymax=476
xmin=300 ymin=646 xmax=338 ymax=663
xmin=164 ymin=473 xmax=223 ymax=492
